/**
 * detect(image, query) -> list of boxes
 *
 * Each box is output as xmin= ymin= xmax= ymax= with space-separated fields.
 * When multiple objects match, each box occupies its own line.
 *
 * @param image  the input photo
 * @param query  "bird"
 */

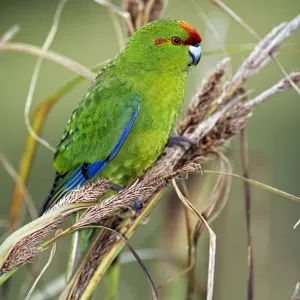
xmin=41 ymin=19 xmax=202 ymax=214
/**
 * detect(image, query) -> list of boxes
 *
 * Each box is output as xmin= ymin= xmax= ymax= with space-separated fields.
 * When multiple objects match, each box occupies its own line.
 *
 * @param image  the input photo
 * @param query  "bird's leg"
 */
xmin=110 ymin=183 xmax=143 ymax=212
xmin=110 ymin=183 xmax=124 ymax=193
xmin=167 ymin=135 xmax=197 ymax=149
xmin=133 ymin=199 xmax=143 ymax=212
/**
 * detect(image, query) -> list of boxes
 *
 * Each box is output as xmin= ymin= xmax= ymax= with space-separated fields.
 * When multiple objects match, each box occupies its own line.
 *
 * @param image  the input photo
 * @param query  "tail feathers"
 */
xmin=41 ymin=160 xmax=107 ymax=215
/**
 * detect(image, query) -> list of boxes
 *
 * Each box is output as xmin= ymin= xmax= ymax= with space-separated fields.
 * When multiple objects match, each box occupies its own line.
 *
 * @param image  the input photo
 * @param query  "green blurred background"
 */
xmin=0 ymin=0 xmax=300 ymax=299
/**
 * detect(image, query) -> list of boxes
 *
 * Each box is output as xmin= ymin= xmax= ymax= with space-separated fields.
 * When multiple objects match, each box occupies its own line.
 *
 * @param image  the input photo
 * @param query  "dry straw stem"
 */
xmin=0 ymin=202 xmax=94 ymax=274
xmin=24 ymin=230 xmax=59 ymax=300
xmin=0 ymin=25 xmax=19 ymax=47
xmin=240 ymin=129 xmax=253 ymax=300
xmin=243 ymin=72 xmax=300 ymax=110
xmin=0 ymin=43 xmax=95 ymax=80
xmin=172 ymin=179 xmax=216 ymax=300
xmin=293 ymin=219 xmax=300 ymax=229
xmin=42 ymin=224 xmax=160 ymax=300
xmin=0 ymin=154 xmax=37 ymax=221
xmin=124 ymin=0 xmax=166 ymax=30
xmin=95 ymin=0 xmax=135 ymax=36
xmin=0 ymin=13 xmax=300 ymax=297
xmin=211 ymin=0 xmax=300 ymax=96
xmin=193 ymin=151 xmax=232 ymax=237
xmin=97 ymin=0 xmax=166 ymax=35
xmin=291 ymin=282 xmax=300 ymax=300
xmin=24 ymin=0 xmax=70 ymax=153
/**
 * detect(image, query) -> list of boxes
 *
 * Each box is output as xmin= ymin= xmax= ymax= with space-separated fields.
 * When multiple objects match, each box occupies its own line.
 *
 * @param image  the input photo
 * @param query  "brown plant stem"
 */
xmin=240 ymin=129 xmax=253 ymax=300
xmin=180 ymin=181 xmax=198 ymax=300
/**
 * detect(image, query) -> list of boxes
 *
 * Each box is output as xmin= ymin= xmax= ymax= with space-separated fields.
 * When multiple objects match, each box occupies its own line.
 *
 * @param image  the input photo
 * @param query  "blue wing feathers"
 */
xmin=41 ymin=106 xmax=140 ymax=214
xmin=108 ymin=108 xmax=139 ymax=161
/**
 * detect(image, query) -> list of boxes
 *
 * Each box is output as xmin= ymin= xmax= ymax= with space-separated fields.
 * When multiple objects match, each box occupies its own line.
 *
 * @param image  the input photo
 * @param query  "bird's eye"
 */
xmin=171 ymin=36 xmax=182 ymax=46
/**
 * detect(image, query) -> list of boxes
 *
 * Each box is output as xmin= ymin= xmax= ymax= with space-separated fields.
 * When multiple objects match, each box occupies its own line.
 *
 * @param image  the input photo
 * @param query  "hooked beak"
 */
xmin=188 ymin=42 xmax=201 ymax=66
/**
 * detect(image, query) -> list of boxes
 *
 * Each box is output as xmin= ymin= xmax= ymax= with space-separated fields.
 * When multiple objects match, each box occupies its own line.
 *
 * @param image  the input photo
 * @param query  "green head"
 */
xmin=122 ymin=19 xmax=202 ymax=72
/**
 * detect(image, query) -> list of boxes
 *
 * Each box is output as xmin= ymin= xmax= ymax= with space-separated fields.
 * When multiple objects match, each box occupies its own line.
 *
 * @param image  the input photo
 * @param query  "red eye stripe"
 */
xmin=155 ymin=38 xmax=169 ymax=46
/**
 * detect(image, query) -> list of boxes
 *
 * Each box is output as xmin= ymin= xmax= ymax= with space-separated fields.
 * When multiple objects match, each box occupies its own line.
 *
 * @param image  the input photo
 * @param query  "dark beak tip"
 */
xmin=194 ymin=54 xmax=201 ymax=66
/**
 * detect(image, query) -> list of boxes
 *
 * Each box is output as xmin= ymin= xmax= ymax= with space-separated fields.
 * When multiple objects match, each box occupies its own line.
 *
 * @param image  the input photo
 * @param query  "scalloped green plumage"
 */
xmin=47 ymin=19 xmax=201 ymax=208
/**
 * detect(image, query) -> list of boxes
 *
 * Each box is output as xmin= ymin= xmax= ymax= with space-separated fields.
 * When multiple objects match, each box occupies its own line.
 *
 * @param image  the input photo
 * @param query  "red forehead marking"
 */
xmin=179 ymin=21 xmax=201 ymax=45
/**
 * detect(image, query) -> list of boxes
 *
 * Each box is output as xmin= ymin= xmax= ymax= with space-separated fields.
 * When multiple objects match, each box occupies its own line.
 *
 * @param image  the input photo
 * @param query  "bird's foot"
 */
xmin=133 ymin=199 xmax=143 ymax=212
xmin=167 ymin=135 xmax=197 ymax=150
xmin=110 ymin=183 xmax=142 ymax=212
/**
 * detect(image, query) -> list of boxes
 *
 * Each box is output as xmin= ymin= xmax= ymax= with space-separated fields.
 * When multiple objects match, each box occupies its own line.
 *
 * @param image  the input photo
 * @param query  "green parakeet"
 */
xmin=41 ymin=19 xmax=202 ymax=213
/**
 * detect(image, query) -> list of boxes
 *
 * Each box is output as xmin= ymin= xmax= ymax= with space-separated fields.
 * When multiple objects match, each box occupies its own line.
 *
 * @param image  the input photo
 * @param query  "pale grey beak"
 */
xmin=188 ymin=42 xmax=201 ymax=66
